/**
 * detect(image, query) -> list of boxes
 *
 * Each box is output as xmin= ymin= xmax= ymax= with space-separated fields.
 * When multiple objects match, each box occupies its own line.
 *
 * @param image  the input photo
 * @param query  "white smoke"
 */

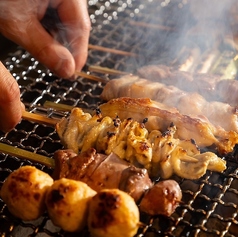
xmin=123 ymin=0 xmax=238 ymax=76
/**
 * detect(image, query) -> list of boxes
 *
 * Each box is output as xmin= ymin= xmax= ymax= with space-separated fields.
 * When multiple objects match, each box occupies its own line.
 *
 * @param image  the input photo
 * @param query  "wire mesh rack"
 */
xmin=0 ymin=1 xmax=238 ymax=236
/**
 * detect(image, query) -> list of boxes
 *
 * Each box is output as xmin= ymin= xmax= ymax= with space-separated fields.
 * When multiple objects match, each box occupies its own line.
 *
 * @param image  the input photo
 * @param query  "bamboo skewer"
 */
xmin=22 ymin=103 xmax=94 ymax=127
xmin=74 ymin=71 xmax=109 ymax=84
xmin=129 ymin=20 xmax=175 ymax=31
xmin=43 ymin=101 xmax=93 ymax=114
xmin=77 ymin=66 xmax=131 ymax=84
xmin=0 ymin=140 xmax=198 ymax=167
xmin=0 ymin=143 xmax=55 ymax=168
xmin=88 ymin=44 xmax=138 ymax=57
xmin=43 ymin=101 xmax=74 ymax=112
xmin=88 ymin=65 xmax=130 ymax=76
xmin=22 ymin=111 xmax=59 ymax=126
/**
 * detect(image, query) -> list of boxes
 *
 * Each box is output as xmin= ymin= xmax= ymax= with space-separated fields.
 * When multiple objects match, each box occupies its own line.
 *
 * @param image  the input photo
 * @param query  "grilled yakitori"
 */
xmin=97 ymin=97 xmax=238 ymax=154
xmin=53 ymin=148 xmax=182 ymax=216
xmin=1 ymin=166 xmax=140 ymax=235
xmin=137 ymin=64 xmax=238 ymax=107
xmin=1 ymin=149 xmax=182 ymax=223
xmin=45 ymin=178 xmax=96 ymax=233
xmin=87 ymin=188 xmax=140 ymax=237
xmin=100 ymin=75 xmax=238 ymax=133
xmin=56 ymin=105 xmax=226 ymax=180
xmin=0 ymin=166 xmax=54 ymax=221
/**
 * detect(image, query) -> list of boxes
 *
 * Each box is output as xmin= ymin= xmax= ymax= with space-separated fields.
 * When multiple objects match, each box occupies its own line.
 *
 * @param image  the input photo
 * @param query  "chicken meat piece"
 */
xmin=98 ymin=97 xmax=238 ymax=154
xmin=56 ymin=107 xmax=227 ymax=179
xmin=137 ymin=64 xmax=218 ymax=102
xmin=100 ymin=75 xmax=238 ymax=133
xmin=0 ymin=166 xmax=53 ymax=221
xmin=53 ymin=148 xmax=182 ymax=216
xmin=148 ymin=126 xmax=226 ymax=179
xmin=45 ymin=178 xmax=96 ymax=232
xmin=87 ymin=189 xmax=140 ymax=237
xmin=137 ymin=64 xmax=238 ymax=107
xmin=53 ymin=148 xmax=153 ymax=202
xmin=139 ymin=180 xmax=182 ymax=216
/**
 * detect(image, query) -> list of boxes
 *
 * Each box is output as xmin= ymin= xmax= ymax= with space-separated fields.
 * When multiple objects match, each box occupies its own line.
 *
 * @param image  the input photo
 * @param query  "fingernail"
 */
xmin=68 ymin=74 xmax=76 ymax=81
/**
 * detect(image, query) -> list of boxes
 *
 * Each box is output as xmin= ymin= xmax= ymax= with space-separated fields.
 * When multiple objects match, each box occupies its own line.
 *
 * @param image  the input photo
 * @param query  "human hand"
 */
xmin=0 ymin=0 xmax=91 ymax=78
xmin=0 ymin=62 xmax=24 ymax=132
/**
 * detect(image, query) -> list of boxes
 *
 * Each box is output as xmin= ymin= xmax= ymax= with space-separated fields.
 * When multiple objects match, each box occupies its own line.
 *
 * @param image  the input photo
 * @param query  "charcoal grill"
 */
xmin=1 ymin=0 xmax=238 ymax=236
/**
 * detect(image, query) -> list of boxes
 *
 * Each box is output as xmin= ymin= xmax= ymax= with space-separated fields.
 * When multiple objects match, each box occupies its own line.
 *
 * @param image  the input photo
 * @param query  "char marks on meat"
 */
xmin=98 ymin=97 xmax=238 ymax=154
xmin=137 ymin=64 xmax=238 ymax=107
xmin=100 ymin=74 xmax=238 ymax=133
xmin=53 ymin=148 xmax=182 ymax=216
xmin=139 ymin=180 xmax=182 ymax=216
xmin=56 ymin=105 xmax=227 ymax=179
xmin=53 ymin=148 xmax=153 ymax=202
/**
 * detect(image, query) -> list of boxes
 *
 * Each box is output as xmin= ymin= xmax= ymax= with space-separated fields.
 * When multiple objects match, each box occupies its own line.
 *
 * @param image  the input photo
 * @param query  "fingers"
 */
xmin=0 ymin=0 xmax=90 ymax=78
xmin=12 ymin=0 xmax=90 ymax=77
xmin=52 ymin=0 xmax=91 ymax=72
xmin=0 ymin=15 xmax=76 ymax=78
xmin=10 ymin=18 xmax=76 ymax=78
xmin=0 ymin=62 xmax=22 ymax=132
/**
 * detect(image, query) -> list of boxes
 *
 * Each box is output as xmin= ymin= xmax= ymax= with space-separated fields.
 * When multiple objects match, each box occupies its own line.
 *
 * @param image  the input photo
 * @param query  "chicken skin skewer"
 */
xmin=56 ymin=105 xmax=227 ymax=180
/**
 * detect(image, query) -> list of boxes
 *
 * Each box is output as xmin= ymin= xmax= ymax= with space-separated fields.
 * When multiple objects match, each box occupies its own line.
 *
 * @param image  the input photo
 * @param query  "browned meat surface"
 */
xmin=53 ymin=148 xmax=182 ymax=216
xmin=100 ymin=75 xmax=238 ymax=133
xmin=0 ymin=166 xmax=54 ymax=221
xmin=45 ymin=178 xmax=96 ymax=233
xmin=139 ymin=180 xmax=182 ymax=216
xmin=137 ymin=64 xmax=238 ymax=106
xmin=55 ymin=105 xmax=227 ymax=180
xmin=137 ymin=64 xmax=218 ymax=101
xmin=53 ymin=148 xmax=153 ymax=202
xmin=119 ymin=166 xmax=153 ymax=202
xmin=88 ymin=189 xmax=140 ymax=237
xmin=98 ymin=97 xmax=238 ymax=154
xmin=52 ymin=148 xmax=107 ymax=184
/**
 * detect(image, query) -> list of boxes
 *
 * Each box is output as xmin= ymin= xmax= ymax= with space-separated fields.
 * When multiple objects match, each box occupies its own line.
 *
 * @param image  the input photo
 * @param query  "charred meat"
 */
xmin=100 ymin=74 xmax=238 ymax=133
xmin=137 ymin=64 xmax=238 ymax=107
xmin=56 ymin=106 xmax=227 ymax=179
xmin=53 ymin=148 xmax=182 ymax=216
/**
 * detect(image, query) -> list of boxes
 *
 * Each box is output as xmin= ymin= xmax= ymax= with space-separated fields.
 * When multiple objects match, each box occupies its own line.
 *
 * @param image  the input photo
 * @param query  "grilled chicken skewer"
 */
xmin=56 ymin=104 xmax=226 ymax=180
xmin=0 ymin=148 xmax=182 ymax=223
xmin=41 ymin=97 xmax=237 ymax=154
xmin=137 ymin=64 xmax=238 ymax=107
xmin=98 ymin=97 xmax=238 ymax=154
xmin=88 ymin=63 xmax=238 ymax=106
xmin=101 ymin=74 xmax=238 ymax=133
xmin=52 ymin=148 xmax=182 ymax=217
xmin=1 ymin=166 xmax=140 ymax=236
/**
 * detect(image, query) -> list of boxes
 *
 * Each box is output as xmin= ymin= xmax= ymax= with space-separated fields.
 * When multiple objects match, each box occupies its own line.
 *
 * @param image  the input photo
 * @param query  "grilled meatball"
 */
xmin=139 ymin=180 xmax=182 ymax=216
xmin=0 ymin=165 xmax=53 ymax=221
xmin=88 ymin=189 xmax=140 ymax=237
xmin=45 ymin=178 xmax=96 ymax=232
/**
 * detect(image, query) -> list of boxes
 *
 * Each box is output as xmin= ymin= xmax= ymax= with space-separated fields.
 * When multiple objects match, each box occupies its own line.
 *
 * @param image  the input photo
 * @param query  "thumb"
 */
xmin=0 ymin=62 xmax=22 ymax=132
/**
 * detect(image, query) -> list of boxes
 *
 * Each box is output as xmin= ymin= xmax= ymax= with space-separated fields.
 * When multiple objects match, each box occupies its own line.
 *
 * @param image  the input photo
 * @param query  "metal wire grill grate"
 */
xmin=0 ymin=0 xmax=238 ymax=236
